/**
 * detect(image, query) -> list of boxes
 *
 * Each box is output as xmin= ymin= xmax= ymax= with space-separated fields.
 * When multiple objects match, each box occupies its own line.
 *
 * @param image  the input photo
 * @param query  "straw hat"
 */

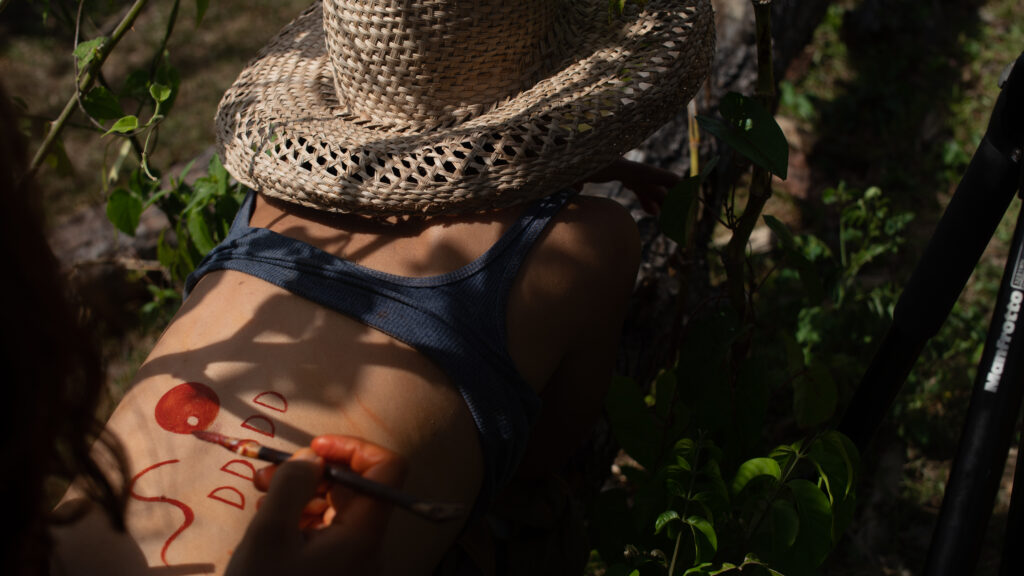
xmin=215 ymin=0 xmax=715 ymax=217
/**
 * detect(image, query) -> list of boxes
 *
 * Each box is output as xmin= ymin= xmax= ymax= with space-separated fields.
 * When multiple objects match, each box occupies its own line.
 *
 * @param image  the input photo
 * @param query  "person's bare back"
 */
xmin=95 ymin=192 xmax=639 ymax=575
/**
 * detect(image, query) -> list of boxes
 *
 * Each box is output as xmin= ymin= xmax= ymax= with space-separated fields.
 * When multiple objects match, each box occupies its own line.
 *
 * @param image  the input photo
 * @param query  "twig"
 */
xmin=723 ymin=0 xmax=777 ymax=320
xmin=25 ymin=0 xmax=151 ymax=183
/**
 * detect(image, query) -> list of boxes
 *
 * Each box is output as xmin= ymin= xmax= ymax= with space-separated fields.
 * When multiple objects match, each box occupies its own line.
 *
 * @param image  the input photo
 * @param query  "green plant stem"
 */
xmin=668 ymin=531 xmax=684 ymax=576
xmin=668 ymin=435 xmax=705 ymax=576
xmin=724 ymin=0 xmax=777 ymax=320
xmin=25 ymin=0 xmax=151 ymax=183
xmin=150 ymin=0 xmax=180 ymax=78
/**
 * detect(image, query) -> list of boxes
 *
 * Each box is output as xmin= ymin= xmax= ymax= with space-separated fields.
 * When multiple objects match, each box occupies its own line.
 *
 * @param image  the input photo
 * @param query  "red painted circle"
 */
xmin=154 ymin=382 xmax=220 ymax=434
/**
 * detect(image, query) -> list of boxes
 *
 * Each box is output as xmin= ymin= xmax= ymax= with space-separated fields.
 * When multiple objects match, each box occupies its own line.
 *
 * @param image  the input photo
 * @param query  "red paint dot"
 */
xmin=154 ymin=382 xmax=220 ymax=434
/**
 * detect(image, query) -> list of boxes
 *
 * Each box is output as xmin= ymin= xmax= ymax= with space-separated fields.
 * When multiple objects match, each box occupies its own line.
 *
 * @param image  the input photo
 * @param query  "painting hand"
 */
xmin=227 ymin=436 xmax=406 ymax=575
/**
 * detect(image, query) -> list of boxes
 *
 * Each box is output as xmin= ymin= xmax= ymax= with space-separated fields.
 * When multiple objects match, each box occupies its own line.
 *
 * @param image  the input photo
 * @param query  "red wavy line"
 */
xmin=128 ymin=459 xmax=195 ymax=567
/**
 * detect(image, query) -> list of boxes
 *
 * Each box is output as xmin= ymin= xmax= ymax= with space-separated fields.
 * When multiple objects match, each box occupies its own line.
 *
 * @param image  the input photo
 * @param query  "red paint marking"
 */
xmin=154 ymin=382 xmax=220 ymax=434
xmin=252 ymin=391 xmax=288 ymax=412
xmin=220 ymin=459 xmax=256 ymax=481
xmin=129 ymin=460 xmax=194 ymax=567
xmin=208 ymin=486 xmax=246 ymax=510
xmin=239 ymin=415 xmax=275 ymax=437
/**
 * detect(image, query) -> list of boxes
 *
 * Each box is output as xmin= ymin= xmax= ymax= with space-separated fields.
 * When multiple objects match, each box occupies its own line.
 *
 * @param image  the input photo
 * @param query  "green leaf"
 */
xmin=104 ymin=115 xmax=139 ymax=135
xmin=121 ymin=69 xmax=152 ymax=101
xmin=767 ymin=498 xmax=800 ymax=550
xmin=72 ymin=36 xmax=106 ymax=69
xmin=709 ymin=563 xmax=737 ymax=575
xmin=655 ymin=510 xmax=680 ymax=535
xmin=187 ymin=210 xmax=217 ymax=255
xmin=807 ymin=433 xmax=849 ymax=504
xmin=763 ymin=214 xmax=796 ymax=249
xmin=659 ymin=156 xmax=718 ymax=246
xmin=660 ymin=174 xmax=699 ymax=245
xmin=44 ymin=137 xmax=74 ymax=177
xmin=149 ymin=82 xmax=172 ymax=104
xmin=792 ymin=362 xmax=838 ymax=429
xmin=731 ymin=457 xmax=781 ymax=495
xmin=697 ymin=92 xmax=789 ymax=179
xmin=684 ymin=563 xmax=714 ymax=576
xmin=195 ymin=0 xmax=210 ymax=24
xmin=82 ymin=86 xmax=124 ymax=121
xmin=764 ymin=214 xmax=824 ymax=302
xmin=208 ymin=154 xmax=229 ymax=195
xmin=808 ymin=432 xmax=859 ymax=543
xmin=106 ymin=188 xmax=143 ymax=235
xmin=153 ymin=59 xmax=183 ymax=115
xmin=685 ymin=515 xmax=718 ymax=553
xmin=788 ymin=478 xmax=833 ymax=567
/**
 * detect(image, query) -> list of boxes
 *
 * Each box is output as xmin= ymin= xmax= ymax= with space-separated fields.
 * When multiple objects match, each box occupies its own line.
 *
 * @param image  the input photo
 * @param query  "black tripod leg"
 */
xmin=925 ymin=202 xmax=1024 ymax=576
xmin=999 ymin=442 xmax=1024 ymax=576
xmin=840 ymin=51 xmax=1024 ymax=451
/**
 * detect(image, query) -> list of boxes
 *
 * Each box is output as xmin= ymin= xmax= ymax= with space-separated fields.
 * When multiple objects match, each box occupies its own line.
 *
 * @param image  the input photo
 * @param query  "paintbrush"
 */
xmin=191 ymin=430 xmax=465 ymax=522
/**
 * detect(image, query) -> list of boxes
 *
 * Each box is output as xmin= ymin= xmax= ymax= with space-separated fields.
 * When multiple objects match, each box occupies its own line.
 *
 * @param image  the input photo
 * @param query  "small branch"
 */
xmin=25 ymin=0 xmax=151 ymax=182
xmin=723 ymin=0 xmax=778 ymax=320
xmin=752 ymin=1 xmax=777 ymax=106
xmin=150 ymin=0 xmax=181 ymax=78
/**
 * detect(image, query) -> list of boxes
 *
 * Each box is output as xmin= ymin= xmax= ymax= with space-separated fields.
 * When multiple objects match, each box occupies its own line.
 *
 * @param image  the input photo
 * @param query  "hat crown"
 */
xmin=323 ymin=0 xmax=561 ymax=131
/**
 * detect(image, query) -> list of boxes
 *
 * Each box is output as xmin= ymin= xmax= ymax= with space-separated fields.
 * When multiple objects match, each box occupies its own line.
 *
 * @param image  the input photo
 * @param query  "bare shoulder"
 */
xmin=507 ymin=194 xmax=640 ymax=390
xmin=540 ymin=194 xmax=642 ymax=281
xmin=506 ymin=194 xmax=641 ymax=474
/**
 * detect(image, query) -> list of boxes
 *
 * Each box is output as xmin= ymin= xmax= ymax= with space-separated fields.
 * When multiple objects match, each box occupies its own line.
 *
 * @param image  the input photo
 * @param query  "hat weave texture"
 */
xmin=216 ymin=0 xmax=715 ymax=216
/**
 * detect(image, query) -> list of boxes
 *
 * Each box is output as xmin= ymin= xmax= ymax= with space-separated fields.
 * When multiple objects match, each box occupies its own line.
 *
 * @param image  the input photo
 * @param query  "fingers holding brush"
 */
xmin=228 ymin=438 xmax=407 ymax=575
xmin=311 ymin=434 xmax=408 ymax=532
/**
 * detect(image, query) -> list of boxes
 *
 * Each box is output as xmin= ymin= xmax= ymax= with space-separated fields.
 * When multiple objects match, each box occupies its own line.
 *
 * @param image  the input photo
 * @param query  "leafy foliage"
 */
xmin=22 ymin=0 xmax=245 ymax=303
xmin=585 ymin=4 xmax=927 ymax=573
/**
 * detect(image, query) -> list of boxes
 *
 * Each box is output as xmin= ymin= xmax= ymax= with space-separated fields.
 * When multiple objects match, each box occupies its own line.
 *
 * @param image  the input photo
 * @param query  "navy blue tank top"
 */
xmin=184 ymin=190 xmax=573 ymax=508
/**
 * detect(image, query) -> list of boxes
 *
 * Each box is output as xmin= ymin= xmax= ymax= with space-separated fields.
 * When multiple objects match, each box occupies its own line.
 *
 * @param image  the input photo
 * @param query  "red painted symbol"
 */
xmin=220 ymin=459 xmax=257 ymax=481
xmin=240 ymin=415 xmax=275 ymax=437
xmin=253 ymin=391 xmax=288 ymax=412
xmin=208 ymin=486 xmax=246 ymax=510
xmin=129 ymin=460 xmax=195 ymax=567
xmin=154 ymin=382 xmax=220 ymax=435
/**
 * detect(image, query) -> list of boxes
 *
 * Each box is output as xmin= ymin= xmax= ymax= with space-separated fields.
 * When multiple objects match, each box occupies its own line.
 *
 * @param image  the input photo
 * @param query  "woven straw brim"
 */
xmin=216 ymin=0 xmax=715 ymax=217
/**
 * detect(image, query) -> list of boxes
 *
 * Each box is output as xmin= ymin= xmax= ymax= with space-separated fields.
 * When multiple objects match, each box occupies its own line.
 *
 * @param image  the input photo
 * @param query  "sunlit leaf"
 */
xmin=655 ymin=510 xmax=680 ymax=534
xmin=731 ymin=457 xmax=781 ymax=495
xmin=149 ymin=82 xmax=172 ymax=103
xmin=73 ymin=36 xmax=106 ymax=69
xmin=104 ymin=115 xmax=139 ymax=135
xmin=686 ymin=515 xmax=718 ymax=553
